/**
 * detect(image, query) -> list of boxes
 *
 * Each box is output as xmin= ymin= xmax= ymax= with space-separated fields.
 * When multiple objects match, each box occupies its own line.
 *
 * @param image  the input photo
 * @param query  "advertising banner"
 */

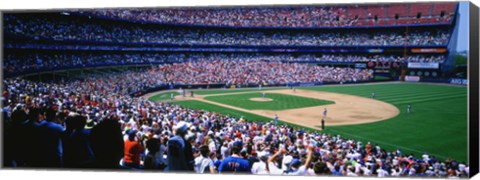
xmin=411 ymin=48 xmax=447 ymax=53
xmin=355 ymin=63 xmax=367 ymax=69
xmin=449 ymin=78 xmax=468 ymax=86
xmin=367 ymin=61 xmax=401 ymax=69
xmin=405 ymin=75 xmax=420 ymax=82
xmin=408 ymin=62 xmax=439 ymax=69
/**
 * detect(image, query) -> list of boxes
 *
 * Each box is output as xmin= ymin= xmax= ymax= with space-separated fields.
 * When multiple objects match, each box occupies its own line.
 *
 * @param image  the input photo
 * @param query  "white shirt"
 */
xmin=391 ymin=169 xmax=400 ymax=176
xmin=392 ymin=158 xmax=399 ymax=166
xmin=267 ymin=162 xmax=284 ymax=175
xmin=458 ymin=164 xmax=466 ymax=172
xmin=347 ymin=171 xmax=358 ymax=176
xmin=194 ymin=156 xmax=214 ymax=173
xmin=282 ymin=155 xmax=293 ymax=171
xmin=408 ymin=167 xmax=416 ymax=176
xmin=220 ymin=146 xmax=229 ymax=158
xmin=377 ymin=168 xmax=389 ymax=177
xmin=251 ymin=161 xmax=269 ymax=174
xmin=288 ymin=165 xmax=308 ymax=176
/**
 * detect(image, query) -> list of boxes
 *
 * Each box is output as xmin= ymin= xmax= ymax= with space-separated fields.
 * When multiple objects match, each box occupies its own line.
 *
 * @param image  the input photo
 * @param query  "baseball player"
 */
xmin=259 ymin=84 xmax=262 ymax=90
xmin=171 ymin=93 xmax=174 ymax=100
xmin=262 ymin=92 xmax=266 ymax=98
xmin=407 ymin=104 xmax=411 ymax=113
xmin=274 ymin=114 xmax=279 ymax=125
xmin=321 ymin=119 xmax=325 ymax=130
xmin=371 ymin=92 xmax=376 ymax=99
xmin=293 ymin=87 xmax=296 ymax=93
xmin=323 ymin=108 xmax=327 ymax=119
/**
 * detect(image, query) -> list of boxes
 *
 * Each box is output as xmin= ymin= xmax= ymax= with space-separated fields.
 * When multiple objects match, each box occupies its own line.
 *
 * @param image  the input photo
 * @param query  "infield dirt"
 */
xmin=144 ymin=89 xmax=400 ymax=130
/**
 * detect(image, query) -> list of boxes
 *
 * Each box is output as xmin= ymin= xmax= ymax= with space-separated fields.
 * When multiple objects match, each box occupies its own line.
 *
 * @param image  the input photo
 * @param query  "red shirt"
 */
xmin=124 ymin=140 xmax=145 ymax=164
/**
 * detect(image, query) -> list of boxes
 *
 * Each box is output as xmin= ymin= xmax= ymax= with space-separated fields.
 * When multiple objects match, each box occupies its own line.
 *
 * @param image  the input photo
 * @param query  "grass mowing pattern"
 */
xmin=301 ymin=83 xmax=467 ymax=162
xmin=204 ymin=92 xmax=334 ymax=110
xmin=170 ymin=100 xmax=318 ymax=132
xmin=162 ymin=83 xmax=466 ymax=162
xmin=194 ymin=87 xmax=287 ymax=95
xmin=148 ymin=92 xmax=180 ymax=101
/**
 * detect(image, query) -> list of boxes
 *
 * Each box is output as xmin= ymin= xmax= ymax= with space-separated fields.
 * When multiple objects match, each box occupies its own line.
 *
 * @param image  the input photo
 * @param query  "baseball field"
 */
xmin=145 ymin=82 xmax=468 ymax=162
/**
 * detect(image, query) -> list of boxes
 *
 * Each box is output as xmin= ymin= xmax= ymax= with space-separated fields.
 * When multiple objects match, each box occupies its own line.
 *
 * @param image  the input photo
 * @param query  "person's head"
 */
xmin=11 ymin=105 xmax=27 ymax=124
xmin=28 ymin=107 xmax=42 ymax=122
xmin=314 ymin=161 xmax=328 ymax=174
xmin=217 ymin=154 xmax=223 ymax=160
xmin=258 ymin=151 xmax=269 ymax=162
xmin=202 ymin=135 xmax=211 ymax=145
xmin=146 ymin=138 xmax=160 ymax=154
xmin=128 ymin=130 xmax=137 ymax=141
xmin=232 ymin=141 xmax=243 ymax=155
xmin=45 ymin=107 xmax=56 ymax=122
xmin=335 ymin=165 xmax=341 ymax=172
xmin=65 ymin=112 xmax=85 ymax=130
xmin=174 ymin=121 xmax=188 ymax=137
xmin=186 ymin=132 xmax=196 ymax=143
xmin=200 ymin=145 xmax=210 ymax=157
xmin=209 ymin=152 xmax=217 ymax=160
xmin=240 ymin=150 xmax=247 ymax=158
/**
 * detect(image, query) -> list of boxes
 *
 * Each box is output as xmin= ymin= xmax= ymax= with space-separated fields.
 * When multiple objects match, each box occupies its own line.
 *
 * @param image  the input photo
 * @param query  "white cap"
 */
xmin=258 ymin=151 xmax=269 ymax=158
xmin=175 ymin=121 xmax=188 ymax=133
xmin=283 ymin=155 xmax=293 ymax=165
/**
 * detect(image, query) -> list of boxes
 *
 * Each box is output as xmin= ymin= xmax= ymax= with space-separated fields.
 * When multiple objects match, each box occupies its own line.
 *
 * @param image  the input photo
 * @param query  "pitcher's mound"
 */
xmin=250 ymin=98 xmax=273 ymax=102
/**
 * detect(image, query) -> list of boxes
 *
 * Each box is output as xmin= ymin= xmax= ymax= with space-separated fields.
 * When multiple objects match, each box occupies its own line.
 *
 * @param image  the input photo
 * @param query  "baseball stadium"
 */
xmin=1 ymin=1 xmax=471 ymax=178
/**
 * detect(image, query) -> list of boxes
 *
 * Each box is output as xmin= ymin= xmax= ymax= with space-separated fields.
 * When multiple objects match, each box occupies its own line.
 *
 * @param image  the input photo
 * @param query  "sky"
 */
xmin=455 ymin=2 xmax=470 ymax=52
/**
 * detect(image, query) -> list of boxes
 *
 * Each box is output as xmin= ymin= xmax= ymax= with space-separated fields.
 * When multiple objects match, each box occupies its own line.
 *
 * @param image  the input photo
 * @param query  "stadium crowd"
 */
xmin=4 ymin=15 xmax=451 ymax=46
xmin=3 ymin=73 xmax=469 ymax=177
xmin=3 ymin=58 xmax=374 ymax=89
xmin=4 ymin=53 xmax=445 ymax=75
xmin=148 ymin=60 xmax=373 ymax=85
xmin=76 ymin=5 xmax=454 ymax=28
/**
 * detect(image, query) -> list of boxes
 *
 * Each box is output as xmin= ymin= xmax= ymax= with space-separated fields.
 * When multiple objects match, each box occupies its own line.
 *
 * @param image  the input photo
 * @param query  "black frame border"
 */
xmin=468 ymin=1 xmax=479 ymax=178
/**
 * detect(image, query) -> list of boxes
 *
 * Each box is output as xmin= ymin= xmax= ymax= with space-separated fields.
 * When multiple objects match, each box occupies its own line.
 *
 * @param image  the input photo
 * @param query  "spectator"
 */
xmin=62 ymin=113 xmax=95 ymax=168
xmin=194 ymin=145 xmax=216 ymax=173
xmin=286 ymin=145 xmax=314 ymax=175
xmin=90 ymin=115 xmax=124 ymax=169
xmin=28 ymin=107 xmax=64 ymax=168
xmin=75 ymin=4 xmax=455 ymax=28
xmin=143 ymin=137 xmax=161 ymax=170
xmin=167 ymin=121 xmax=194 ymax=171
xmin=251 ymin=151 xmax=269 ymax=174
xmin=218 ymin=141 xmax=251 ymax=173
xmin=123 ymin=130 xmax=145 ymax=169
xmin=0 ymin=64 xmax=468 ymax=177
xmin=154 ymin=137 xmax=168 ymax=170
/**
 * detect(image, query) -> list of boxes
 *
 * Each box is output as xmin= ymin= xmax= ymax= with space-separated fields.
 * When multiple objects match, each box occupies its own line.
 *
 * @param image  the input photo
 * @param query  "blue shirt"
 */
xmin=218 ymin=156 xmax=250 ymax=173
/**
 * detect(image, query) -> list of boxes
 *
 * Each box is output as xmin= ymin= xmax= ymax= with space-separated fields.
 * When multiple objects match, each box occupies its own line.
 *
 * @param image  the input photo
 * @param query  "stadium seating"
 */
xmin=74 ymin=2 xmax=457 ymax=28
xmin=3 ymin=14 xmax=452 ymax=47
xmin=3 ymin=52 xmax=447 ymax=76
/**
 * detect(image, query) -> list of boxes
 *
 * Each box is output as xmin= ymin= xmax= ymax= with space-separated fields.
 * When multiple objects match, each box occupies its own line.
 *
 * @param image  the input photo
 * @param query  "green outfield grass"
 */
xmin=148 ymin=92 xmax=180 ymax=101
xmin=153 ymin=82 xmax=468 ymax=162
xmin=301 ymin=83 xmax=467 ymax=162
xmin=203 ymin=92 xmax=334 ymax=110
xmin=194 ymin=87 xmax=287 ymax=95
xmin=170 ymin=100 xmax=319 ymax=132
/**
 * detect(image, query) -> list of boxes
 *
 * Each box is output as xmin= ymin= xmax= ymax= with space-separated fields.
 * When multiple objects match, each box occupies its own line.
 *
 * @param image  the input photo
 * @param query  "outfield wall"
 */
xmin=130 ymin=79 xmax=396 ymax=97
